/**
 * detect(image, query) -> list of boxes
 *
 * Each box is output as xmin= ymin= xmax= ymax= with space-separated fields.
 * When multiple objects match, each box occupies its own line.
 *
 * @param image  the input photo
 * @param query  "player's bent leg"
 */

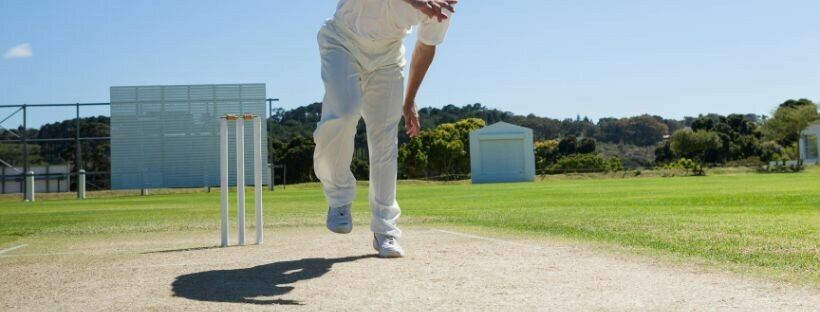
xmin=314 ymin=34 xmax=364 ymax=233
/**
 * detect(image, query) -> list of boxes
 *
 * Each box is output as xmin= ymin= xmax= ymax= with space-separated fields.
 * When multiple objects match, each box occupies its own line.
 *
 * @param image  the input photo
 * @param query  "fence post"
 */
xmin=45 ymin=165 xmax=50 ymax=193
xmin=268 ymin=163 xmax=274 ymax=191
xmin=78 ymin=169 xmax=86 ymax=199
xmin=25 ymin=171 xmax=34 ymax=202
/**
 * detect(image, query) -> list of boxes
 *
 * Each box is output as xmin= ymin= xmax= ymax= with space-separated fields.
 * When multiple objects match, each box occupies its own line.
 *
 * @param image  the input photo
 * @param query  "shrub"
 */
xmin=548 ymin=154 xmax=607 ymax=174
xmin=758 ymin=160 xmax=805 ymax=173
xmin=759 ymin=141 xmax=785 ymax=162
xmin=725 ymin=156 xmax=765 ymax=168
xmin=605 ymin=157 xmax=624 ymax=173
xmin=534 ymin=140 xmax=560 ymax=171
xmin=659 ymin=157 xmax=701 ymax=176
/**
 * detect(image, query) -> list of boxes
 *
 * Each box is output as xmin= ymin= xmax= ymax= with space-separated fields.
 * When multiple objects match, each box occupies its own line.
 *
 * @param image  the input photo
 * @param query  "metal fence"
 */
xmin=0 ymin=98 xmax=281 ymax=199
xmin=0 ymin=103 xmax=110 ymax=198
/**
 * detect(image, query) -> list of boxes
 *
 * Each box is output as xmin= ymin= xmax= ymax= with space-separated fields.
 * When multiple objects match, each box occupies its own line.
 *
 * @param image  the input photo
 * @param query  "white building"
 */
xmin=799 ymin=121 xmax=820 ymax=165
xmin=469 ymin=122 xmax=535 ymax=184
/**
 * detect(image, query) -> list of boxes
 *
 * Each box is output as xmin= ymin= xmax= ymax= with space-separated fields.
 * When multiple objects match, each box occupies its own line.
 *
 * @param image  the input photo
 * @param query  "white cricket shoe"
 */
xmin=373 ymin=233 xmax=405 ymax=258
xmin=326 ymin=204 xmax=353 ymax=234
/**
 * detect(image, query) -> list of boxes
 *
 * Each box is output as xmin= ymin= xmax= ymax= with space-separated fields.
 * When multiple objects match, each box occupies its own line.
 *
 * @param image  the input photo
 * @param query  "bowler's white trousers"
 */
xmin=313 ymin=19 xmax=406 ymax=238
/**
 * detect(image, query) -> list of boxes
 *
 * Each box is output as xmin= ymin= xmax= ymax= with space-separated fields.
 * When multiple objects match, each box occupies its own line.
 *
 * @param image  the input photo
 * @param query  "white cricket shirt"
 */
xmin=334 ymin=0 xmax=452 ymax=46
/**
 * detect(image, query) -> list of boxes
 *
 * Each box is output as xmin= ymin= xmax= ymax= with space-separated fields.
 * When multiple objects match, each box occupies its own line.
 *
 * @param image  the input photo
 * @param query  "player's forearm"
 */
xmin=405 ymin=41 xmax=436 ymax=107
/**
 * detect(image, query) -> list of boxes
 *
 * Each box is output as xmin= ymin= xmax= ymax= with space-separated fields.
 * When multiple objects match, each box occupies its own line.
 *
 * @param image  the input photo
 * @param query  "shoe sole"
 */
xmin=327 ymin=225 xmax=352 ymax=234
xmin=378 ymin=251 xmax=404 ymax=258
xmin=373 ymin=238 xmax=404 ymax=258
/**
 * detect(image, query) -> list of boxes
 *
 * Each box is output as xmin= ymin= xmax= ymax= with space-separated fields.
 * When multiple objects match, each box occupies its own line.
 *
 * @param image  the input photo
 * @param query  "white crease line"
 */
xmin=432 ymin=229 xmax=575 ymax=250
xmin=0 ymin=244 xmax=28 ymax=255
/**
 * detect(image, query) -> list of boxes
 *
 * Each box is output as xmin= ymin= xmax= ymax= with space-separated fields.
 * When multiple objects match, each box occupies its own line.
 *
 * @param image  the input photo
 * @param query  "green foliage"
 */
xmin=10 ymin=99 xmax=816 ymax=188
xmin=653 ymin=141 xmax=676 ymax=165
xmin=576 ymin=137 xmax=596 ymax=154
xmin=724 ymin=156 xmax=765 ymax=168
xmin=605 ymin=157 xmax=624 ymax=172
xmin=669 ymin=129 xmax=722 ymax=165
xmin=557 ymin=136 xmax=577 ymax=155
xmin=398 ymin=118 xmax=485 ymax=178
xmin=548 ymin=153 xmax=608 ymax=173
xmin=595 ymin=115 xmax=670 ymax=146
xmin=2 ymin=116 xmax=111 ymax=188
xmin=758 ymin=141 xmax=786 ymax=162
xmin=535 ymin=136 xmax=600 ymax=172
xmin=661 ymin=157 xmax=698 ymax=175
xmin=557 ymin=136 xmax=597 ymax=156
xmin=659 ymin=157 xmax=715 ymax=177
xmin=415 ymin=104 xmax=680 ymax=147
xmin=758 ymin=160 xmax=805 ymax=173
xmin=533 ymin=140 xmax=559 ymax=171
xmin=761 ymin=99 xmax=818 ymax=147
xmin=397 ymin=138 xmax=428 ymax=179
xmin=278 ymin=136 xmax=316 ymax=183
xmin=597 ymin=142 xmax=655 ymax=169
xmin=0 ymin=143 xmax=42 ymax=166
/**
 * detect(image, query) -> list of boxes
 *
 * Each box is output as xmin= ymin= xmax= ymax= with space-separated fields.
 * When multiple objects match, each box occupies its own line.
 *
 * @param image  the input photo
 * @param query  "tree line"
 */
xmin=2 ymin=98 xmax=816 ymax=186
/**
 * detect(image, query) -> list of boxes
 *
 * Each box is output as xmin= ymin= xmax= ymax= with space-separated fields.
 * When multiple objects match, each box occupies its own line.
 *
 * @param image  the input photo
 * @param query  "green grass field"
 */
xmin=1 ymin=168 xmax=818 ymax=285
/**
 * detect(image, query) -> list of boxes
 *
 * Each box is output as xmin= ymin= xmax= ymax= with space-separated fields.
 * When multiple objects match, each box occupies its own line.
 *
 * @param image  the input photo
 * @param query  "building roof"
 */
xmin=802 ymin=121 xmax=820 ymax=135
xmin=471 ymin=121 xmax=532 ymax=135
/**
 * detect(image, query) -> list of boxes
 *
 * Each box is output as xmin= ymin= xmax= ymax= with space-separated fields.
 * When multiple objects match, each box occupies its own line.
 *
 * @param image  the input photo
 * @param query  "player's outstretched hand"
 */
xmin=404 ymin=0 xmax=457 ymax=22
xmin=403 ymin=102 xmax=421 ymax=138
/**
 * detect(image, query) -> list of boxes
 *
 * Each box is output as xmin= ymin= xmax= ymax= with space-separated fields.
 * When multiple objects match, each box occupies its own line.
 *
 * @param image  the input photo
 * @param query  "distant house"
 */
xmin=799 ymin=121 xmax=820 ymax=165
xmin=469 ymin=122 xmax=536 ymax=184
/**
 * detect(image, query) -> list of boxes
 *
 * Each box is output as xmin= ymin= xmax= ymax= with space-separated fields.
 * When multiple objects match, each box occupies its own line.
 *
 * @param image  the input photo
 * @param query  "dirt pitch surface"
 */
xmin=1 ymin=226 xmax=818 ymax=311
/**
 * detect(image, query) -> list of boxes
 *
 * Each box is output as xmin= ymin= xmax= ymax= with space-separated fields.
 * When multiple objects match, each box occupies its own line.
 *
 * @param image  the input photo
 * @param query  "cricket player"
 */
xmin=314 ymin=0 xmax=457 ymax=258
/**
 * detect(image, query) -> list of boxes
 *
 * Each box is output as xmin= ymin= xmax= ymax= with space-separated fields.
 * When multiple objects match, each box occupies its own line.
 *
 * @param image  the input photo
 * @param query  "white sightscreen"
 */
xmin=110 ymin=84 xmax=269 ymax=189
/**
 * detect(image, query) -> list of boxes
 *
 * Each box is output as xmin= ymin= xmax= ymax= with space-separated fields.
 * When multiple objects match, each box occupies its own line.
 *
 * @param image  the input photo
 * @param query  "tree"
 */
xmin=669 ymin=129 xmax=723 ymax=168
xmin=778 ymin=98 xmax=815 ymax=109
xmin=398 ymin=138 xmax=428 ymax=178
xmin=654 ymin=141 xmax=676 ymax=165
xmin=533 ymin=140 xmax=559 ymax=171
xmin=398 ymin=118 xmax=485 ymax=178
xmin=576 ymin=137 xmax=596 ymax=154
xmin=595 ymin=115 xmax=668 ymax=146
xmin=690 ymin=116 xmax=715 ymax=132
xmin=595 ymin=118 xmax=626 ymax=144
xmin=625 ymin=115 xmax=668 ymax=146
xmin=761 ymin=101 xmax=818 ymax=148
xmin=279 ymin=136 xmax=316 ymax=183
xmin=557 ymin=136 xmax=577 ymax=155
xmin=759 ymin=141 xmax=785 ymax=162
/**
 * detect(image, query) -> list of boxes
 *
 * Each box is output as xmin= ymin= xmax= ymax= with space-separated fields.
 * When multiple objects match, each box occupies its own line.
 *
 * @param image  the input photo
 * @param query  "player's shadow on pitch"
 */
xmin=172 ymin=254 xmax=374 ymax=305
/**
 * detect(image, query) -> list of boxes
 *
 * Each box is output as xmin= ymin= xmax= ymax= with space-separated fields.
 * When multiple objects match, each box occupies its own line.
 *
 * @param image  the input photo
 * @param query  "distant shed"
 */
xmin=469 ymin=122 xmax=536 ymax=184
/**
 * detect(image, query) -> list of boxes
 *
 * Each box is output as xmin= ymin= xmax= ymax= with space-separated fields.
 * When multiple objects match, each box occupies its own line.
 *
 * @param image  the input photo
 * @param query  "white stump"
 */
xmin=235 ymin=117 xmax=246 ymax=246
xmin=219 ymin=117 xmax=229 ymax=247
xmin=253 ymin=117 xmax=264 ymax=244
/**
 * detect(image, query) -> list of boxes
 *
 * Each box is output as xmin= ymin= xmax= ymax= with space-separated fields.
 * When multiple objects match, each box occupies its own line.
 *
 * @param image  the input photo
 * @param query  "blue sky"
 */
xmin=1 ymin=0 xmax=819 ymax=127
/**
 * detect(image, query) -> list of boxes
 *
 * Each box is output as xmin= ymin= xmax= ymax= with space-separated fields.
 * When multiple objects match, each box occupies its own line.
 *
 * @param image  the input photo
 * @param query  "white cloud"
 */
xmin=3 ymin=43 xmax=33 ymax=60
